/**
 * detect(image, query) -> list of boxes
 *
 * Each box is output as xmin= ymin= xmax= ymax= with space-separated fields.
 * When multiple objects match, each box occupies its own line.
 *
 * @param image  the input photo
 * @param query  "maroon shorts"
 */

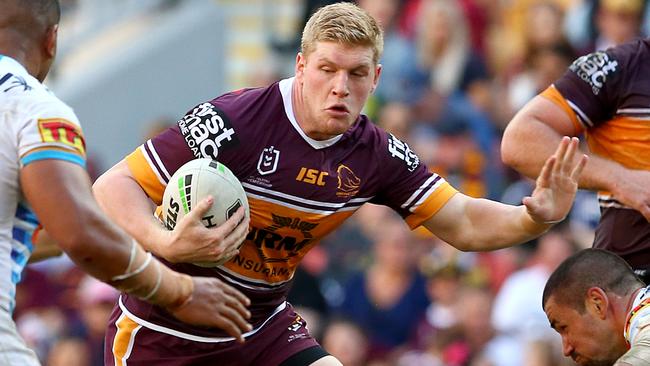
xmin=104 ymin=302 xmax=326 ymax=366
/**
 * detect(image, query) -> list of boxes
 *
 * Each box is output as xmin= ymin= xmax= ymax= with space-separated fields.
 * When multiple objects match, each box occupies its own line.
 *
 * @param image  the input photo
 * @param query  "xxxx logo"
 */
xmin=37 ymin=119 xmax=86 ymax=155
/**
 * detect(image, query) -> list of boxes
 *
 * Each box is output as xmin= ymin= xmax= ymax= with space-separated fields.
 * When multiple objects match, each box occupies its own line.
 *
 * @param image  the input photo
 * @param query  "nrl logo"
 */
xmin=257 ymin=146 xmax=280 ymax=175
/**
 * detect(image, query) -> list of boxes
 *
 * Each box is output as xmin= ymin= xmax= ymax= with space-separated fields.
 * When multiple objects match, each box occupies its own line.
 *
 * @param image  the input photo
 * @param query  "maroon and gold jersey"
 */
xmin=122 ymin=78 xmax=456 ymax=337
xmin=541 ymin=38 xmax=650 ymax=266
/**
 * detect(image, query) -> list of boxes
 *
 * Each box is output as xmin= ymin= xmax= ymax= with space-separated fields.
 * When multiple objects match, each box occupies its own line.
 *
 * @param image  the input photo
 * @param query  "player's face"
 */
xmin=295 ymin=41 xmax=381 ymax=140
xmin=544 ymin=297 xmax=624 ymax=366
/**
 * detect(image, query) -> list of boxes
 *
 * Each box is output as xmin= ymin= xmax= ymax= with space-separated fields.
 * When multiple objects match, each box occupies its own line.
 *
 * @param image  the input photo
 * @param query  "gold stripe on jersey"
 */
xmin=586 ymin=116 xmax=650 ymax=171
xmin=112 ymin=313 xmax=142 ymax=366
xmin=126 ymin=148 xmax=166 ymax=205
xmin=541 ymin=86 xmax=584 ymax=134
xmin=404 ymin=182 xmax=457 ymax=229
xmin=223 ymin=196 xmax=355 ymax=284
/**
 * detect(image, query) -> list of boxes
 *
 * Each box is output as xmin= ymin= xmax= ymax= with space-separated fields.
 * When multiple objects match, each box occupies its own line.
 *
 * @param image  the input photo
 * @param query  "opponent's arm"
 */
xmin=502 ymin=96 xmax=650 ymax=220
xmin=93 ymin=160 xmax=249 ymax=264
xmin=424 ymin=137 xmax=586 ymax=251
xmin=22 ymin=160 xmax=251 ymax=341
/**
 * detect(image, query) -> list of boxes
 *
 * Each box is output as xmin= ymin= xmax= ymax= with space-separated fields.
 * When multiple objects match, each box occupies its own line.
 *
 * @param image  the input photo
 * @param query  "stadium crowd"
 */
xmin=13 ymin=0 xmax=649 ymax=365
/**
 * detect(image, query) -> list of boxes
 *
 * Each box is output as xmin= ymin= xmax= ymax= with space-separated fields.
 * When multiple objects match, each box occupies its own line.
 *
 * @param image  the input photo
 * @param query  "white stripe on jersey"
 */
xmin=567 ymin=100 xmax=594 ymax=128
xmin=146 ymin=140 xmax=172 ymax=181
xmin=401 ymin=175 xmax=440 ymax=209
xmin=409 ymin=177 xmax=447 ymax=212
xmin=139 ymin=145 xmax=166 ymax=187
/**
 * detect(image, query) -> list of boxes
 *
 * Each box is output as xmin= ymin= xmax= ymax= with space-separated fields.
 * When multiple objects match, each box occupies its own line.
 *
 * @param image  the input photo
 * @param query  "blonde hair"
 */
xmin=301 ymin=2 xmax=384 ymax=64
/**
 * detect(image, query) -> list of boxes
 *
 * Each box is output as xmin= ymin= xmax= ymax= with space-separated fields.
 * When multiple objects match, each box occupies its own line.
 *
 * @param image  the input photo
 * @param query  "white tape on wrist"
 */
xmin=110 ymin=252 xmax=153 ymax=282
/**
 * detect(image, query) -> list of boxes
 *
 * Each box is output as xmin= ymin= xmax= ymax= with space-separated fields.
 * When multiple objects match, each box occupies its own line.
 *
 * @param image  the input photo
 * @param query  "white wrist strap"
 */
xmin=110 ymin=252 xmax=153 ymax=282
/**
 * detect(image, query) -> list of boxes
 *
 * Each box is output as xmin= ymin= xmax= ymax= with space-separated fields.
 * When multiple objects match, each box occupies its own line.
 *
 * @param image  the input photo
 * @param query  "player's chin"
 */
xmin=325 ymin=117 xmax=355 ymax=134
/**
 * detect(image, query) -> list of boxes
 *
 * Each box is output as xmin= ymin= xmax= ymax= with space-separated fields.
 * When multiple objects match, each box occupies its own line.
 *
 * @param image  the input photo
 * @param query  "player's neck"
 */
xmin=0 ymin=37 xmax=39 ymax=78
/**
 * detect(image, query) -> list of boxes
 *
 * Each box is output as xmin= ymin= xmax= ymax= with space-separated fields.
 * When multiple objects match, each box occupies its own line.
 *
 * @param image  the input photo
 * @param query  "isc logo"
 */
xmin=295 ymin=167 xmax=328 ymax=186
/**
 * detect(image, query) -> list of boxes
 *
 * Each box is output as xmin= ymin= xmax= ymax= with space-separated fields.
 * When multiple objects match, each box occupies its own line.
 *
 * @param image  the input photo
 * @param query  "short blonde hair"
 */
xmin=301 ymin=2 xmax=384 ymax=64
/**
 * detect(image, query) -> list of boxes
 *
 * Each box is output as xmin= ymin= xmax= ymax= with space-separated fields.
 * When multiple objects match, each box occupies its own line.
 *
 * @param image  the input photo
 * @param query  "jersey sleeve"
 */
xmin=18 ymin=100 xmax=86 ymax=168
xmin=125 ymin=101 xmax=240 ymax=205
xmin=543 ymin=46 xmax=627 ymax=131
xmin=373 ymin=132 xmax=457 ymax=229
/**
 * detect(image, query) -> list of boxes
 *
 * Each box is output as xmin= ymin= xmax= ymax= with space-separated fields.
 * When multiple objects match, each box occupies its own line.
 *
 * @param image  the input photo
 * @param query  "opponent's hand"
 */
xmin=167 ymin=277 xmax=252 ymax=342
xmin=161 ymin=197 xmax=249 ymax=264
xmin=610 ymin=169 xmax=650 ymax=222
xmin=523 ymin=136 xmax=588 ymax=224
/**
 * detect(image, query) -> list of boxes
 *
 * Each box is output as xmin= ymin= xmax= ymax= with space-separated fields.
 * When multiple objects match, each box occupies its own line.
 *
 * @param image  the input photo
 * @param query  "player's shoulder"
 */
xmin=0 ymin=56 xmax=78 ymax=124
xmin=354 ymin=117 xmax=422 ymax=172
xmin=210 ymin=81 xmax=283 ymax=118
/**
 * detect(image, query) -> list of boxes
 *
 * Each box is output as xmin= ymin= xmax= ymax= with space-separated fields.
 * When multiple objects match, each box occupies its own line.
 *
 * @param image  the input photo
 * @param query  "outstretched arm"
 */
xmin=502 ymin=95 xmax=650 ymax=221
xmin=424 ymin=137 xmax=587 ymax=251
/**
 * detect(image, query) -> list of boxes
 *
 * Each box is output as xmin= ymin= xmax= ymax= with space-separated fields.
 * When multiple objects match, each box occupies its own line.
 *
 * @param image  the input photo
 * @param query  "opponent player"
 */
xmin=543 ymin=249 xmax=650 ymax=366
xmin=94 ymin=3 xmax=587 ymax=365
xmin=501 ymin=38 xmax=650 ymax=281
xmin=0 ymin=1 xmax=252 ymax=364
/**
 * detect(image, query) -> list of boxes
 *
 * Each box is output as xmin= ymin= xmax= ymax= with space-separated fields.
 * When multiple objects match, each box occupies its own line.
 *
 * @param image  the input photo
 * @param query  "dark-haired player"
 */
xmin=543 ymin=249 xmax=650 ymax=365
xmin=0 ymin=1 xmax=252 ymax=363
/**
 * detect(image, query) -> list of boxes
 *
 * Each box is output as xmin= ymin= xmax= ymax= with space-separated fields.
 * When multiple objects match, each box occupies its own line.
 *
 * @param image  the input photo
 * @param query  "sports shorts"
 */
xmin=105 ymin=300 xmax=328 ymax=365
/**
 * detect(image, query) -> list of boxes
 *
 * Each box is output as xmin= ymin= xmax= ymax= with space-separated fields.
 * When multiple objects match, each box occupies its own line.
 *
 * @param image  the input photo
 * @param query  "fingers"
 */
xmin=552 ymin=136 xmax=570 ymax=175
xmin=570 ymin=154 xmax=588 ymax=181
xmin=221 ymin=282 xmax=251 ymax=309
xmin=537 ymin=156 xmax=556 ymax=189
xmin=187 ymin=196 xmax=214 ymax=220
xmin=562 ymin=137 xmax=580 ymax=174
xmin=215 ymin=315 xmax=247 ymax=343
xmin=215 ymin=206 xmax=246 ymax=235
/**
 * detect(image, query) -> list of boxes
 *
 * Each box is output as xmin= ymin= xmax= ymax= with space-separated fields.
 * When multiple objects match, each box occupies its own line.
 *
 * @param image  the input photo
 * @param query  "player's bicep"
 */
xmin=20 ymin=159 xmax=96 ymax=247
xmin=513 ymin=95 xmax=579 ymax=136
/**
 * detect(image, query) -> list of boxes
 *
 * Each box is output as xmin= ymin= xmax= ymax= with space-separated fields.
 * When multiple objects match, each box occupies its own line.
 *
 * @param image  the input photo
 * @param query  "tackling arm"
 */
xmin=22 ymin=160 xmax=252 ymax=340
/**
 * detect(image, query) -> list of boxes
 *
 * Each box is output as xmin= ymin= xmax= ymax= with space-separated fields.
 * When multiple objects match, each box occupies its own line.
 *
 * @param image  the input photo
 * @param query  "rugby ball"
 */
xmin=161 ymin=158 xmax=249 ymax=267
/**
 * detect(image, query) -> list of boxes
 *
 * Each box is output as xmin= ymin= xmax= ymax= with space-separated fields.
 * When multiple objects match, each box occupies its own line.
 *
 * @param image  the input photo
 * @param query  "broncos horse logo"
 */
xmin=336 ymin=164 xmax=361 ymax=197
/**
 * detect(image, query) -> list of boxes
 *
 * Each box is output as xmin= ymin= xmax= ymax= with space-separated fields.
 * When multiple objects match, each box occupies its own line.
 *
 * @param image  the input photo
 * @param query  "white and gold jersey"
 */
xmin=0 ymin=55 xmax=85 ymax=313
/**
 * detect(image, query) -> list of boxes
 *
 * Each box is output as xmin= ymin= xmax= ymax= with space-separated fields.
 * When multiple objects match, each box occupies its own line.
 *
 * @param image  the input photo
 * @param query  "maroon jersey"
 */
xmin=122 ymin=78 xmax=456 ymax=338
xmin=541 ymin=38 xmax=650 ymax=267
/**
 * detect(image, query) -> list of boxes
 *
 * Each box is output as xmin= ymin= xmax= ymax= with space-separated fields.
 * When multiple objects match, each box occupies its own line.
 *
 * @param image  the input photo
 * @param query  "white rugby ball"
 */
xmin=161 ymin=158 xmax=249 ymax=267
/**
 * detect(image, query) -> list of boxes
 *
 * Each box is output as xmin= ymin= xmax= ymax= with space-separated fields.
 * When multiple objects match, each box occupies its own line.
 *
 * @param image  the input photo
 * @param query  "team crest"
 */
xmin=257 ymin=146 xmax=280 ymax=175
xmin=336 ymin=164 xmax=361 ymax=197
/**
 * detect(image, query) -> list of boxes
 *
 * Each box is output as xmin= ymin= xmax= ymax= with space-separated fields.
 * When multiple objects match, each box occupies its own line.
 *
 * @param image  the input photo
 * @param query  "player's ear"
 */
xmin=44 ymin=24 xmax=58 ymax=58
xmin=295 ymin=52 xmax=305 ymax=81
xmin=586 ymin=287 xmax=609 ymax=319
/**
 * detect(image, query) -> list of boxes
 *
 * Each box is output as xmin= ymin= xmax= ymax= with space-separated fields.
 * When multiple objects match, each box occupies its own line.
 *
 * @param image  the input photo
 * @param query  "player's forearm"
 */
xmin=93 ymin=165 xmax=169 ymax=254
xmin=455 ymin=199 xmax=550 ymax=252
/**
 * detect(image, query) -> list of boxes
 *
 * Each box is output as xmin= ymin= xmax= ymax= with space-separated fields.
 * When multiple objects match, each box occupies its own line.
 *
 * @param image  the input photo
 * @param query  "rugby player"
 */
xmin=543 ymin=249 xmax=650 ymax=366
xmin=95 ymin=3 xmax=587 ymax=365
xmin=502 ymin=38 xmax=650 ymax=282
xmin=0 ymin=1 xmax=252 ymax=364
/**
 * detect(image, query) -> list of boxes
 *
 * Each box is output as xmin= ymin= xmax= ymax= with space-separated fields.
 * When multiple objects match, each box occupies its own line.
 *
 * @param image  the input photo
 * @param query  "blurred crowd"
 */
xmin=15 ymin=0 xmax=649 ymax=365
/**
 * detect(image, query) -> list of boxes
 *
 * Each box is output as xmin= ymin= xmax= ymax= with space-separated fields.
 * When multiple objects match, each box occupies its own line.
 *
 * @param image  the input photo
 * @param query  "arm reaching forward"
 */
xmin=424 ymin=136 xmax=587 ymax=251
